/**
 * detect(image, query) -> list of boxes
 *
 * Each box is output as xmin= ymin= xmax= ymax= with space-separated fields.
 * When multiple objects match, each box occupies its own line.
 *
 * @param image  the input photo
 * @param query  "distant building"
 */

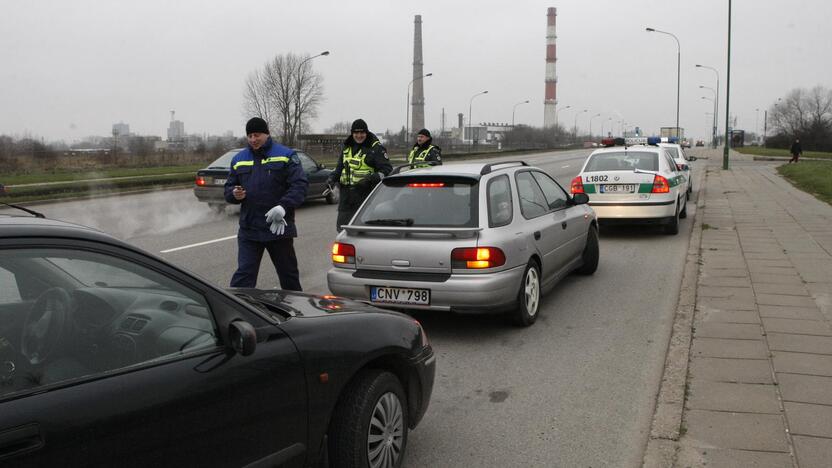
xmin=167 ymin=120 xmax=185 ymax=142
xmin=112 ymin=122 xmax=130 ymax=137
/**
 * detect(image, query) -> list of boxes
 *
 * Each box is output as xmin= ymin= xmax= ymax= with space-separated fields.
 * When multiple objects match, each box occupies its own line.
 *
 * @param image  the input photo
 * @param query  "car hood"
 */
xmin=227 ymin=288 xmax=392 ymax=318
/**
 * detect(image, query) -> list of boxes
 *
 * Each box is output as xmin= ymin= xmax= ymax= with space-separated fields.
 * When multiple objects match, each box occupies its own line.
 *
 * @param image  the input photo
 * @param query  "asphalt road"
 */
xmin=3 ymin=148 xmax=701 ymax=467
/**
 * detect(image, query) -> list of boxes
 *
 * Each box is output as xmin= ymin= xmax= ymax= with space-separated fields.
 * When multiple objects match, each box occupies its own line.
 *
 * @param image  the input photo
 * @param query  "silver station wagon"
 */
xmin=326 ymin=161 xmax=599 ymax=326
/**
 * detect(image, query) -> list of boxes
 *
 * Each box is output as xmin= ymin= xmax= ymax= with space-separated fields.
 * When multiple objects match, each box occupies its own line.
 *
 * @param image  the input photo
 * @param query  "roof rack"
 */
xmin=389 ymin=160 xmax=442 ymax=175
xmin=480 ymin=161 xmax=528 ymax=175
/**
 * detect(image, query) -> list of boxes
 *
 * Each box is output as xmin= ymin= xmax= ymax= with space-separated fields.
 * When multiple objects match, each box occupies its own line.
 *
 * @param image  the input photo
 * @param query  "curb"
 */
xmin=642 ymin=164 xmax=709 ymax=467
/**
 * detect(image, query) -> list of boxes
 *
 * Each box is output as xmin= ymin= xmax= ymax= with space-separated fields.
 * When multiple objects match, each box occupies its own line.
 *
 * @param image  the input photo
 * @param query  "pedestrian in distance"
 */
xmin=407 ymin=128 xmax=442 ymax=169
xmin=789 ymin=138 xmax=802 ymax=163
xmin=327 ymin=119 xmax=392 ymax=231
xmin=224 ymin=117 xmax=309 ymax=290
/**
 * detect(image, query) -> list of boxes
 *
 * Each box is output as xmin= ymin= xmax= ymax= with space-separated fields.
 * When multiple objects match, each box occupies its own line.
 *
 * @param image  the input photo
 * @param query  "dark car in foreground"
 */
xmin=194 ymin=149 xmax=339 ymax=212
xmin=0 ymin=213 xmax=434 ymax=467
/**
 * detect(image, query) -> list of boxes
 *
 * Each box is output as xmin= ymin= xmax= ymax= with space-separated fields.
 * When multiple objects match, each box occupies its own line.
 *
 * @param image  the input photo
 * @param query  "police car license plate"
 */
xmin=600 ymin=184 xmax=636 ymax=193
xmin=213 ymin=178 xmax=227 ymax=185
xmin=370 ymin=286 xmax=430 ymax=305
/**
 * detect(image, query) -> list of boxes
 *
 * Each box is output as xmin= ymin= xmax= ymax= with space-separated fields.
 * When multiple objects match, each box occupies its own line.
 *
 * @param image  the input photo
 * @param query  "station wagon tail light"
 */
xmin=195 ymin=176 xmax=206 ymax=186
xmin=676 ymin=163 xmax=688 ymax=171
xmin=570 ymin=176 xmax=584 ymax=194
xmin=407 ymin=182 xmax=445 ymax=188
xmin=652 ymin=175 xmax=670 ymax=193
xmin=451 ymin=247 xmax=506 ymax=269
xmin=331 ymin=242 xmax=356 ymax=264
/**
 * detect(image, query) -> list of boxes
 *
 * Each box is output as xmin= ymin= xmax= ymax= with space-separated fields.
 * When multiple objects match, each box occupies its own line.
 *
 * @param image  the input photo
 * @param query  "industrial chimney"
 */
xmin=543 ymin=7 xmax=558 ymax=128
xmin=411 ymin=15 xmax=426 ymax=135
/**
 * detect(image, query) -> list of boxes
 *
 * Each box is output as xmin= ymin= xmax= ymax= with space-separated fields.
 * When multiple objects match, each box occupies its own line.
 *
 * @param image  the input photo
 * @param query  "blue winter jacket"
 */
xmin=224 ymin=138 xmax=309 ymax=240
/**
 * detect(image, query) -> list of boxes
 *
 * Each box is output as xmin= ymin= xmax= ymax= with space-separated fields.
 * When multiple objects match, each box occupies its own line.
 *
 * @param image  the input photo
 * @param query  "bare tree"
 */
xmin=770 ymin=86 xmax=832 ymax=139
xmin=325 ymin=121 xmax=353 ymax=134
xmin=242 ymin=53 xmax=324 ymax=146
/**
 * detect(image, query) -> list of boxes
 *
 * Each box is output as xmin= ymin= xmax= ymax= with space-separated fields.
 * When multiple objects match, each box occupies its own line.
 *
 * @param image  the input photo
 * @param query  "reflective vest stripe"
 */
xmin=408 ymin=145 xmax=435 ymax=166
xmin=263 ymin=156 xmax=290 ymax=164
xmin=233 ymin=160 xmax=254 ymax=170
xmin=340 ymin=147 xmax=373 ymax=186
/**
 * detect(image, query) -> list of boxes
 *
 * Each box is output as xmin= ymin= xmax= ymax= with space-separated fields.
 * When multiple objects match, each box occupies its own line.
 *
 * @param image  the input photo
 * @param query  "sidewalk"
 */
xmin=645 ymin=149 xmax=832 ymax=467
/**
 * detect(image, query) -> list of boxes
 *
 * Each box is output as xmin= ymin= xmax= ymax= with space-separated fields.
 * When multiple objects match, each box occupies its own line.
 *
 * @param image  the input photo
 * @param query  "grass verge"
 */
xmin=735 ymin=146 xmax=832 ymax=159
xmin=777 ymin=161 xmax=832 ymax=205
xmin=2 ymin=164 xmax=205 ymax=185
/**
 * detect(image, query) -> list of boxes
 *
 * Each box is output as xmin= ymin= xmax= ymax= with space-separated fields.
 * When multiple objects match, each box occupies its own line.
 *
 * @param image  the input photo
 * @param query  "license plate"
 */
xmin=370 ymin=286 xmax=430 ymax=305
xmin=213 ymin=178 xmax=227 ymax=185
xmin=600 ymin=184 xmax=636 ymax=193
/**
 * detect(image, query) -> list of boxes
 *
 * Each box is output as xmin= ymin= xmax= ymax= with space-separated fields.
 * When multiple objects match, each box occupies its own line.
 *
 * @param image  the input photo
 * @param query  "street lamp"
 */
xmin=556 ymin=104 xmax=571 ymax=132
xmin=406 ymin=72 xmax=433 ymax=142
xmin=588 ymin=113 xmax=602 ymax=139
xmin=722 ymin=0 xmax=733 ymax=169
xmin=701 ymin=96 xmax=716 ymax=146
xmin=294 ymin=50 xmax=329 ymax=146
xmin=646 ymin=27 xmax=681 ymax=134
xmin=700 ymin=85 xmax=717 ymax=147
xmin=755 ymin=108 xmax=760 ymax=143
xmin=468 ymin=90 xmax=488 ymax=151
xmin=512 ymin=100 xmax=530 ymax=127
xmin=601 ymin=117 xmax=612 ymax=137
xmin=573 ymin=109 xmax=587 ymax=140
xmin=696 ymin=64 xmax=720 ymax=148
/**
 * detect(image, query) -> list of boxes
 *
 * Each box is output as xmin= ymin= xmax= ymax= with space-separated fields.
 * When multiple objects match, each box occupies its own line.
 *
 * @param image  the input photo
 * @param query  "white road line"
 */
xmin=161 ymin=235 xmax=237 ymax=253
xmin=561 ymin=165 xmax=570 ymax=168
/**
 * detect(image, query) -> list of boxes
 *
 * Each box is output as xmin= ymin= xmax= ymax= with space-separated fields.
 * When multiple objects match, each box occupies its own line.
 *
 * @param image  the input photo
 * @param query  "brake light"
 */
xmin=601 ymin=137 xmax=615 ymax=147
xmin=195 ymin=176 xmax=206 ymax=186
xmin=331 ymin=242 xmax=356 ymax=264
xmin=451 ymin=247 xmax=506 ymax=269
xmin=652 ymin=175 xmax=670 ymax=193
xmin=571 ymin=176 xmax=585 ymax=194
xmin=407 ymin=182 xmax=445 ymax=188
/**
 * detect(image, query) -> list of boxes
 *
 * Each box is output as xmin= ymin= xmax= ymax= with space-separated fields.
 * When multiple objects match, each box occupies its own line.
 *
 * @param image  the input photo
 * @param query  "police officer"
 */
xmin=408 ymin=128 xmax=442 ymax=168
xmin=327 ymin=119 xmax=392 ymax=231
xmin=224 ymin=117 xmax=308 ymax=290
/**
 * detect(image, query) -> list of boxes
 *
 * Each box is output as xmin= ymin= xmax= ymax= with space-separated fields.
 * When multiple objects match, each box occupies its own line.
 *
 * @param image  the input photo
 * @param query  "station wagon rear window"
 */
xmin=584 ymin=151 xmax=658 ymax=172
xmin=356 ymin=177 xmax=479 ymax=228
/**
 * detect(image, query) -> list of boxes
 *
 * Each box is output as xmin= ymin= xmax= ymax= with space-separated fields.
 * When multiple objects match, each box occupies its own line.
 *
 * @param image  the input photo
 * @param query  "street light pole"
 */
xmin=700 ymin=85 xmax=717 ymax=146
xmin=406 ymin=72 xmax=432 ymax=143
xmin=294 ymin=50 xmax=329 ymax=146
xmin=647 ymin=27 xmax=681 ymax=135
xmin=512 ymin=100 xmax=530 ymax=127
xmin=701 ymin=96 xmax=716 ymax=146
xmin=696 ymin=64 xmax=720 ymax=148
xmin=555 ymin=104 xmax=570 ymax=132
xmin=573 ymin=109 xmax=587 ymax=141
xmin=588 ymin=113 xmax=601 ymax=139
xmin=468 ymin=90 xmax=488 ymax=152
xmin=723 ymin=0 xmax=732 ymax=169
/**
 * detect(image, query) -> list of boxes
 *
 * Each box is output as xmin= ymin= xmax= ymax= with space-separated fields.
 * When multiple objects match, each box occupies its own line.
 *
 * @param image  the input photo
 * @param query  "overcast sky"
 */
xmin=2 ymin=0 xmax=830 ymax=143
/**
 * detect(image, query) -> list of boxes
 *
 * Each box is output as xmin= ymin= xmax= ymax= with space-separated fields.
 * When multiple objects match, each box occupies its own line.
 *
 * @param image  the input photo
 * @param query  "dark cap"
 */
xmin=351 ymin=119 xmax=368 ymax=132
xmin=417 ymin=128 xmax=431 ymax=138
xmin=245 ymin=117 xmax=269 ymax=135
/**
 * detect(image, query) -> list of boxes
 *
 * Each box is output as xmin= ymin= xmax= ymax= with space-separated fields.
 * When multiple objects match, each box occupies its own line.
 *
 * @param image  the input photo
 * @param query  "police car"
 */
xmin=571 ymin=137 xmax=688 ymax=235
xmin=658 ymin=139 xmax=695 ymax=194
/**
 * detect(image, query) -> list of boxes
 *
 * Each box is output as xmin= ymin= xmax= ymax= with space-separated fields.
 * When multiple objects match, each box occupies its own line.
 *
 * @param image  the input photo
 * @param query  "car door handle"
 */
xmin=534 ymin=231 xmax=541 ymax=240
xmin=0 ymin=424 xmax=43 ymax=457
xmin=561 ymin=221 xmax=568 ymax=230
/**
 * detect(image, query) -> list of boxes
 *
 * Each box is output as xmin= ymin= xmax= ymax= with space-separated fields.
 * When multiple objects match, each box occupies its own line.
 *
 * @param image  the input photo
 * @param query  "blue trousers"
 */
xmin=231 ymin=236 xmax=302 ymax=291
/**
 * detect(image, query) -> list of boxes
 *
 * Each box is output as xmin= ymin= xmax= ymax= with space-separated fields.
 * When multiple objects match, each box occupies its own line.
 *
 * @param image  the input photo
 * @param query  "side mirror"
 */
xmin=687 ymin=156 xmax=697 ymax=161
xmin=572 ymin=193 xmax=590 ymax=205
xmin=228 ymin=320 xmax=257 ymax=356
xmin=318 ymin=163 xmax=326 ymax=170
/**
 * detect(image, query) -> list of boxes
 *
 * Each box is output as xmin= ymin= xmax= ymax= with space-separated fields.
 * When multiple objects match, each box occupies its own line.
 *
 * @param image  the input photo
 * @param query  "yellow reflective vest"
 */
xmin=340 ymin=141 xmax=379 ymax=186
xmin=407 ymin=144 xmax=436 ymax=168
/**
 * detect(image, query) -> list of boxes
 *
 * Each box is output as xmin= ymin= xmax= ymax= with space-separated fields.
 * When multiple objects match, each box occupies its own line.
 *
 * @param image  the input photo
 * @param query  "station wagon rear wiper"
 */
xmin=364 ymin=218 xmax=414 ymax=226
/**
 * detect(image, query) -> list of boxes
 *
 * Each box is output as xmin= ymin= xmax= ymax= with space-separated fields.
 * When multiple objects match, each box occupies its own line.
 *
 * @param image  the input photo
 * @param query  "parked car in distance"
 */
xmin=0 ymin=212 xmax=434 ymax=467
xmin=327 ymin=161 xmax=599 ymax=327
xmin=194 ymin=148 xmax=339 ymax=212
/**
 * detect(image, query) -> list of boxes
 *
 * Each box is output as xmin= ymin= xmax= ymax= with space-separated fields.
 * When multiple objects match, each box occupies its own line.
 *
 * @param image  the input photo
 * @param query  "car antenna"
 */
xmin=1 ymin=202 xmax=46 ymax=218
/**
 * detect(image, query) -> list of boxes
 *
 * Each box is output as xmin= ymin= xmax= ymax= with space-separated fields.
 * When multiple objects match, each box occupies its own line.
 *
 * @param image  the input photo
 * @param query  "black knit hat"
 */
xmin=417 ymin=128 xmax=431 ymax=138
xmin=351 ymin=119 xmax=369 ymax=132
xmin=245 ymin=117 xmax=269 ymax=135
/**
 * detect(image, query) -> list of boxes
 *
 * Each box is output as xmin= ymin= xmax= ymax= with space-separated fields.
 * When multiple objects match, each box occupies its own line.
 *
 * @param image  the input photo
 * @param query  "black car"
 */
xmin=194 ymin=149 xmax=339 ymax=212
xmin=0 ymin=213 xmax=434 ymax=467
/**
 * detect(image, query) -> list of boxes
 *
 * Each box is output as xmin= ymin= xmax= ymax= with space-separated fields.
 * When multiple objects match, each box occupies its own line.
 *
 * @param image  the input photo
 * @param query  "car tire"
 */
xmin=575 ymin=226 xmax=599 ymax=275
xmin=208 ymin=203 xmax=225 ymax=214
xmin=664 ymin=198 xmax=680 ymax=235
xmin=510 ymin=260 xmax=540 ymax=327
xmin=326 ymin=185 xmax=340 ymax=205
xmin=679 ymin=194 xmax=688 ymax=219
xmin=328 ymin=370 xmax=409 ymax=468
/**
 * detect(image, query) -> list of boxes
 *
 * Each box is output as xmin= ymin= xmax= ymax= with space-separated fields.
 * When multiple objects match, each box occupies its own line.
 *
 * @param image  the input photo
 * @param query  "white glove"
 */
xmin=270 ymin=219 xmax=287 ymax=235
xmin=265 ymin=205 xmax=285 ymax=224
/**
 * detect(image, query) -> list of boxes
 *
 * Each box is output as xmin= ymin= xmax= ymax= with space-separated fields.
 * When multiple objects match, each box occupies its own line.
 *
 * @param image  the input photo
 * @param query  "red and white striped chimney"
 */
xmin=543 ymin=7 xmax=557 ymax=128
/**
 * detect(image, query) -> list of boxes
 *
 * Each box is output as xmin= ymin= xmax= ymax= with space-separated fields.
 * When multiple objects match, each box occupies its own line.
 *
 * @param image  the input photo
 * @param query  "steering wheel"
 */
xmin=21 ymin=287 xmax=74 ymax=365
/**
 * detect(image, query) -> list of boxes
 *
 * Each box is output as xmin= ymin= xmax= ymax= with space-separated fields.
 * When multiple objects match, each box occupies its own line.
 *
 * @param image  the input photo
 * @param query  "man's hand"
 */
xmin=270 ymin=219 xmax=287 ymax=235
xmin=233 ymin=185 xmax=246 ymax=200
xmin=265 ymin=205 xmax=285 ymax=224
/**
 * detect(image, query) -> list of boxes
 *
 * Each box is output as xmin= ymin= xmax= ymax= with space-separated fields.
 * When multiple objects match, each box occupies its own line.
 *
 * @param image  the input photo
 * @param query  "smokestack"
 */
xmin=543 ymin=7 xmax=557 ymax=128
xmin=411 ymin=15 xmax=426 ymax=134
xmin=458 ymin=113 xmax=464 ymax=130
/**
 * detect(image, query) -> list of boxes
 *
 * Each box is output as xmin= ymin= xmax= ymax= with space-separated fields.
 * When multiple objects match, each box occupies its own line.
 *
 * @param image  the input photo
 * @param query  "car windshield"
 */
xmin=355 ymin=177 xmax=479 ymax=228
xmin=663 ymin=147 xmax=680 ymax=159
xmin=207 ymin=149 xmax=242 ymax=168
xmin=584 ymin=151 xmax=658 ymax=172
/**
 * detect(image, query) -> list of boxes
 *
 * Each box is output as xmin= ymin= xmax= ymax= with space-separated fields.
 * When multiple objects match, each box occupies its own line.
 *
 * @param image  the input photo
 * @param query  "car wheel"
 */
xmin=679 ymin=194 xmax=688 ymax=219
xmin=208 ymin=203 xmax=225 ymax=214
xmin=575 ymin=226 xmax=599 ymax=275
xmin=329 ymin=370 xmax=409 ymax=468
xmin=510 ymin=260 xmax=540 ymax=327
xmin=664 ymin=198 xmax=680 ymax=235
xmin=326 ymin=185 xmax=340 ymax=205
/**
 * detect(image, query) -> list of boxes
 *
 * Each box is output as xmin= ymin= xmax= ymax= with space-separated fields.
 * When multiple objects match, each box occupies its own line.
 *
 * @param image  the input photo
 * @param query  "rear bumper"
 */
xmin=589 ymin=199 xmax=676 ymax=221
xmin=193 ymin=186 xmax=224 ymax=203
xmin=326 ymin=265 xmax=525 ymax=313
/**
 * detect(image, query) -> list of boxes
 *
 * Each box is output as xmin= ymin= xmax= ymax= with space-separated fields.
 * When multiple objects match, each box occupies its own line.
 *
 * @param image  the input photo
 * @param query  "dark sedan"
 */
xmin=0 ymin=214 xmax=434 ymax=467
xmin=194 ymin=149 xmax=339 ymax=212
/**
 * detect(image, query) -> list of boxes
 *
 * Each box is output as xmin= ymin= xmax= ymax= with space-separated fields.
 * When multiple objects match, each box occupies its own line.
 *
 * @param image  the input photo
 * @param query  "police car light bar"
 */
xmin=623 ymin=137 xmax=661 ymax=146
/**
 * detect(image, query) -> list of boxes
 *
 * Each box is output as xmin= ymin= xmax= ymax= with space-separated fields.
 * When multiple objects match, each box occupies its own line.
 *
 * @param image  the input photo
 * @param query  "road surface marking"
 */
xmin=161 ymin=235 xmax=237 ymax=253
xmin=561 ymin=165 xmax=570 ymax=168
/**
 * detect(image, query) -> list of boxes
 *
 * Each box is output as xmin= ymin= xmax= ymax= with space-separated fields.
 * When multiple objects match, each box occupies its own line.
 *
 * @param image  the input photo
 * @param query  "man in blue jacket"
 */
xmin=224 ymin=117 xmax=308 ymax=290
